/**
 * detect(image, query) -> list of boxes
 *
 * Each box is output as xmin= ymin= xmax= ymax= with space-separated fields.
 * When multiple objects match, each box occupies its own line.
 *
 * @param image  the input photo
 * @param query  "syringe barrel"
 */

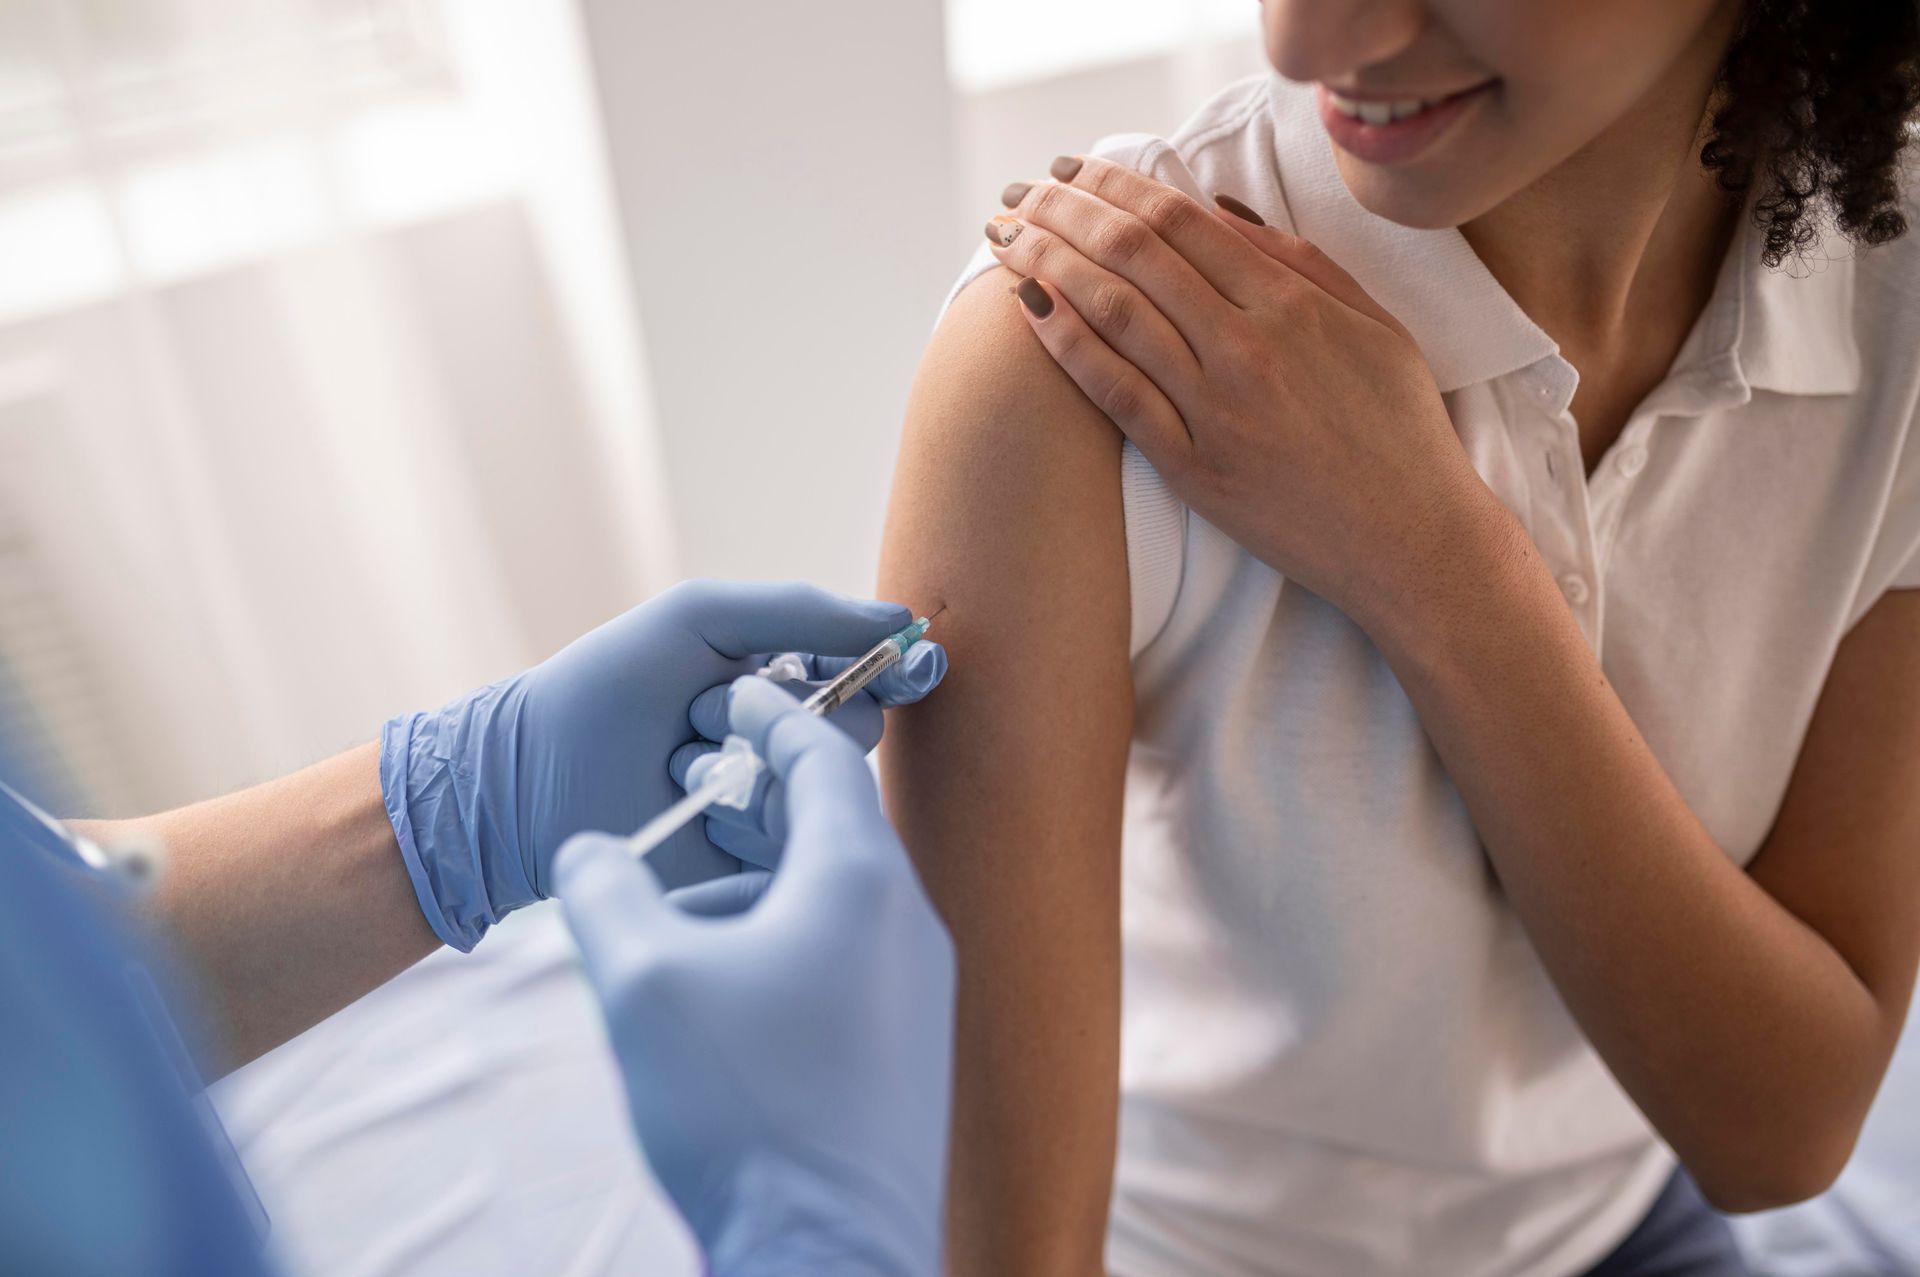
xmin=803 ymin=638 xmax=902 ymax=716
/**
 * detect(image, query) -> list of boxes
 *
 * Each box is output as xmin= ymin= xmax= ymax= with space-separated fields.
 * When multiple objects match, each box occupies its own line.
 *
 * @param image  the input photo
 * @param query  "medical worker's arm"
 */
xmin=75 ymin=582 xmax=945 ymax=1071
xmin=557 ymin=677 xmax=955 ymax=1277
xmin=75 ymin=745 xmax=436 ymax=1071
xmin=877 ymin=268 xmax=1134 ymax=1275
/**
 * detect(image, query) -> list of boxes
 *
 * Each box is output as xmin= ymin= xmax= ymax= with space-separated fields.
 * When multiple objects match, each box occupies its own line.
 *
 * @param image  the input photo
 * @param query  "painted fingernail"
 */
xmin=1016 ymin=277 xmax=1054 ymax=319
xmin=1001 ymin=180 xmax=1033 ymax=207
xmin=985 ymin=216 xmax=1023 ymax=247
xmin=1215 ymin=193 xmax=1266 ymax=226
xmin=1050 ymin=155 xmax=1084 ymax=182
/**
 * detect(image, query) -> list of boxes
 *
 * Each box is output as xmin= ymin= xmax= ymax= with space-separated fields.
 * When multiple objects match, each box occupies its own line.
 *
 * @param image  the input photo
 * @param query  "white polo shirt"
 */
xmin=944 ymin=73 xmax=1920 ymax=1277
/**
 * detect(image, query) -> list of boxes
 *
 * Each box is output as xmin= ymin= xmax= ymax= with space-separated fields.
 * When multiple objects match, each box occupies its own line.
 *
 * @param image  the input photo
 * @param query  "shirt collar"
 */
xmin=1718 ymin=210 xmax=1862 ymax=396
xmin=1263 ymin=76 xmax=1861 ymax=403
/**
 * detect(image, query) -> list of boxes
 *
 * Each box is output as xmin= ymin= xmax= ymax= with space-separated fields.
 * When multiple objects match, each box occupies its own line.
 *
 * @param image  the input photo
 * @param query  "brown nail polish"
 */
xmin=1050 ymin=155 xmax=1084 ymax=182
xmin=1016 ymin=277 xmax=1054 ymax=319
xmin=1001 ymin=181 xmax=1033 ymax=208
xmin=984 ymin=217 xmax=1024 ymax=248
xmin=1215 ymin=193 xmax=1266 ymax=226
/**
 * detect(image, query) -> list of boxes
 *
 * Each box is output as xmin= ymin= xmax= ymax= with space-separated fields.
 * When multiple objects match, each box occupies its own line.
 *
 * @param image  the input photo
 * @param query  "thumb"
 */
xmin=553 ymin=832 xmax=680 ymax=987
xmin=680 ymin=580 xmax=913 ymax=660
xmin=726 ymin=677 xmax=895 ymax=895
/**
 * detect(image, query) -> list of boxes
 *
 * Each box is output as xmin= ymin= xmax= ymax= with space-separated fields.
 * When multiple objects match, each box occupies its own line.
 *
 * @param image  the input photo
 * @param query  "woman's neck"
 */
xmin=1459 ymin=10 xmax=1743 ymax=380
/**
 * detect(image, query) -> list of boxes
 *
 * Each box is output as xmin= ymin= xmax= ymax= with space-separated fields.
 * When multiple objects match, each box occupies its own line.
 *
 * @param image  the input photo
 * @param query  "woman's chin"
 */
xmin=1331 ymin=157 xmax=1504 ymax=233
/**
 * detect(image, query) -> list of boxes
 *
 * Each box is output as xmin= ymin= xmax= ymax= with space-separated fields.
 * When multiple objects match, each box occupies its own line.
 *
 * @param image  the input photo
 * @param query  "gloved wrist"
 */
xmin=705 ymin=1155 xmax=937 ymax=1277
xmin=379 ymin=676 xmax=538 ymax=952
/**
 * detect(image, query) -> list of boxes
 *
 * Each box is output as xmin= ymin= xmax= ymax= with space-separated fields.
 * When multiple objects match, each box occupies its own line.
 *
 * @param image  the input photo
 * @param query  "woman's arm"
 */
xmin=1371 ymin=536 xmax=1920 ymax=1213
xmin=73 ymin=745 xmax=437 ymax=1073
xmin=72 ymin=586 xmax=949 ymax=1076
xmin=989 ymin=157 xmax=1920 ymax=1214
xmin=879 ymin=265 xmax=1134 ymax=1275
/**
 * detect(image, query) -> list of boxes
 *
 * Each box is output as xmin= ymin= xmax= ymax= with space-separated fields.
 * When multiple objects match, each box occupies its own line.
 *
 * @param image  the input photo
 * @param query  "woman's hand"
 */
xmin=986 ymin=156 xmax=1506 ymax=624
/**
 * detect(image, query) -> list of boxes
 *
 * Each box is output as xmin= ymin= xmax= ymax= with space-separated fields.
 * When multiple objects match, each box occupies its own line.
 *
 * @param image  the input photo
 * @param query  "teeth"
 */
xmin=1326 ymin=89 xmax=1445 ymax=125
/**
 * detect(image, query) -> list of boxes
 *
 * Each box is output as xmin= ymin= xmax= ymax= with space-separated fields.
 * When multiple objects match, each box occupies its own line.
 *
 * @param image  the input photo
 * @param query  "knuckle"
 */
xmin=1262 ymin=270 xmax=1305 ymax=309
xmin=1083 ymin=161 xmax=1123 ymax=199
xmin=1100 ymin=371 xmax=1146 ymax=421
xmin=1220 ymin=328 xmax=1266 ymax=371
xmin=1049 ymin=321 xmax=1085 ymax=361
xmin=656 ymin=579 xmax=700 ymax=610
xmin=1087 ymin=282 xmax=1137 ymax=339
xmin=1142 ymin=191 xmax=1201 ymax=241
xmin=1030 ymin=181 xmax=1069 ymax=221
xmin=1290 ymin=237 xmax=1328 ymax=269
xmin=1022 ymin=228 xmax=1058 ymax=273
xmin=1089 ymin=214 xmax=1152 ymax=267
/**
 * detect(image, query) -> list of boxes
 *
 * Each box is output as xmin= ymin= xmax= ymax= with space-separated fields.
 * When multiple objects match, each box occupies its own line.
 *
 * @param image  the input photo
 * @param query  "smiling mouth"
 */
xmin=1322 ymin=84 xmax=1491 ymax=126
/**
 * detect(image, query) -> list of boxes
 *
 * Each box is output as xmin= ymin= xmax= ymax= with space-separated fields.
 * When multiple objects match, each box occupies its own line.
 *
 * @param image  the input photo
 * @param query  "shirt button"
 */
xmin=1559 ymin=573 xmax=1591 ymax=606
xmin=1617 ymin=447 xmax=1648 ymax=477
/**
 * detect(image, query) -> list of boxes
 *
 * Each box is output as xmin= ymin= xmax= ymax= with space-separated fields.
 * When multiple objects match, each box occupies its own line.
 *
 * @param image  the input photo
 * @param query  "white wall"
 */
xmin=579 ymin=1 xmax=960 ymax=596
xmin=957 ymin=34 xmax=1268 ymax=205
xmin=580 ymin=5 xmax=1265 ymax=598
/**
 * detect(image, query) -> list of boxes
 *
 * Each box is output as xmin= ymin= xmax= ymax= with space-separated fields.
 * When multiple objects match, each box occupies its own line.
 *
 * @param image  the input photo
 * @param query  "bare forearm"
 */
xmin=75 ymin=743 xmax=437 ymax=1074
xmin=886 ymin=707 xmax=1122 ymax=1275
xmin=1361 ymin=498 xmax=1889 ymax=1206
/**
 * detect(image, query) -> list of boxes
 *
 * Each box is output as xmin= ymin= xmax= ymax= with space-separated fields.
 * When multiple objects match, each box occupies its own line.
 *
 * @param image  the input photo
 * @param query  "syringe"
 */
xmin=626 ymin=613 xmax=938 ymax=860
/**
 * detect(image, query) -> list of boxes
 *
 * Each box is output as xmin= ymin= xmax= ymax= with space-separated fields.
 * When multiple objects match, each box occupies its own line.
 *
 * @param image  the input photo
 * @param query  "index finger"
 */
xmin=725 ymin=676 xmax=894 ymax=888
xmin=727 ymin=676 xmax=876 ymax=798
xmin=684 ymin=581 xmax=913 ymax=660
xmin=1042 ymin=155 xmax=1271 ymax=307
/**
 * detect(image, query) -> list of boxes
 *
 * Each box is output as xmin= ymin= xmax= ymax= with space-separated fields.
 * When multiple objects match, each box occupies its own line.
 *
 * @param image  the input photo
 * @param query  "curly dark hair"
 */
xmin=1702 ymin=0 xmax=1920 ymax=267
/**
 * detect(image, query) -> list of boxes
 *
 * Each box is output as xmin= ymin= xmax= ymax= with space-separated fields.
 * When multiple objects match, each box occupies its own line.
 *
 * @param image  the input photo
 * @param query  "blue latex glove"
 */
xmin=664 ymin=647 xmax=961 ymax=870
xmin=555 ymin=677 xmax=956 ymax=1277
xmin=380 ymin=580 xmax=947 ymax=951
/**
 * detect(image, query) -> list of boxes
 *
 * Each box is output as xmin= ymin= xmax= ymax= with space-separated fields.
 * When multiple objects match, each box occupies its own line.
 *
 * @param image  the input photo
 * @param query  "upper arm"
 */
xmin=1750 ymin=588 xmax=1920 ymax=1058
xmin=878 ymin=266 xmax=1134 ymax=1274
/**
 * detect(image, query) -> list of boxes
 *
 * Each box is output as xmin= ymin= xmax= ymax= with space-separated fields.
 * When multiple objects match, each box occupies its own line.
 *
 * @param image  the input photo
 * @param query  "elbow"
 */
xmin=1688 ymin=1123 xmax=1859 ymax=1215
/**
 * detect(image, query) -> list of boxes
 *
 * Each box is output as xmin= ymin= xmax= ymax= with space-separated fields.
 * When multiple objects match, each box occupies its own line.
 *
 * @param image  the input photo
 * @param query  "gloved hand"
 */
xmin=379 ymin=580 xmax=946 ymax=951
xmin=665 ymin=650 xmax=936 ymax=870
xmin=555 ymin=677 xmax=955 ymax=1277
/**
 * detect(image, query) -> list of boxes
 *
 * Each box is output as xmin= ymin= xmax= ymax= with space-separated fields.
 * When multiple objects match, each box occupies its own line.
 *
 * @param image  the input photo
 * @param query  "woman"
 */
xmin=877 ymin=1 xmax=1920 ymax=1274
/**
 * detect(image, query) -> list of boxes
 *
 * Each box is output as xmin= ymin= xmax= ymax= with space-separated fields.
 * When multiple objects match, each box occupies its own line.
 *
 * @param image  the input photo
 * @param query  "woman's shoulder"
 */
xmin=941 ymin=75 xmax=1313 ymax=314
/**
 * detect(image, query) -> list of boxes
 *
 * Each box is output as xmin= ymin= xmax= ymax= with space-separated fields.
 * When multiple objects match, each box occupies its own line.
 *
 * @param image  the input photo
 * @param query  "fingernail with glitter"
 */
xmin=984 ymin=216 xmax=1024 ymax=248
